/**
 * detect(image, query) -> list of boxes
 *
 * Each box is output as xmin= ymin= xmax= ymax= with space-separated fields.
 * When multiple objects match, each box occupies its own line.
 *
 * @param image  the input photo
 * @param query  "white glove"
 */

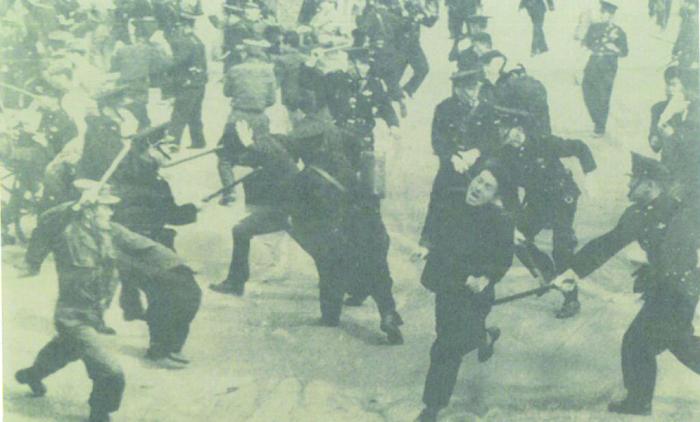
xmin=514 ymin=230 xmax=527 ymax=244
xmin=552 ymin=269 xmax=578 ymax=293
xmin=466 ymin=276 xmax=490 ymax=294
xmin=451 ymin=150 xmax=480 ymax=173
xmin=235 ymin=120 xmax=255 ymax=148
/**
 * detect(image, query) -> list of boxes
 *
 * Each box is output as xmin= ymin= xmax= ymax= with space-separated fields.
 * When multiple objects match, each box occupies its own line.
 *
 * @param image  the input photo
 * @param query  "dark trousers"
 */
xmin=169 ymin=85 xmax=206 ymax=147
xmin=400 ymin=36 xmax=429 ymax=97
xmin=582 ymin=56 xmax=618 ymax=132
xmin=621 ymin=289 xmax=700 ymax=404
xmin=125 ymin=101 xmax=151 ymax=130
xmin=422 ymin=287 xmax=494 ymax=409
xmin=30 ymin=325 xmax=125 ymax=414
xmin=517 ymin=196 xmax=579 ymax=301
xmin=224 ymin=207 xmax=290 ymax=285
xmin=526 ymin=5 xmax=548 ymax=55
xmin=141 ymin=266 xmax=202 ymax=357
xmin=292 ymin=219 xmax=398 ymax=324
xmin=344 ymin=199 xmax=398 ymax=316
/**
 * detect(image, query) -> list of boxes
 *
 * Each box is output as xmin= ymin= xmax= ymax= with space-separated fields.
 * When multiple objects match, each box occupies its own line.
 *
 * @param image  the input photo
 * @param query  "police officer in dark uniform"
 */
xmin=446 ymin=0 xmax=482 ymax=39
xmin=165 ymin=6 xmax=207 ymax=149
xmin=673 ymin=0 xmax=699 ymax=70
xmin=581 ymin=0 xmax=628 ymax=136
xmin=519 ymin=0 xmax=555 ymax=56
xmin=396 ymin=0 xmax=438 ymax=99
xmin=448 ymin=32 xmax=492 ymax=72
xmin=416 ymin=162 xmax=515 ymax=422
xmin=552 ymin=153 xmax=700 ymax=416
xmin=488 ymin=106 xmax=597 ymax=318
xmin=221 ymin=1 xmax=266 ymax=73
xmin=421 ymin=67 xmax=496 ymax=248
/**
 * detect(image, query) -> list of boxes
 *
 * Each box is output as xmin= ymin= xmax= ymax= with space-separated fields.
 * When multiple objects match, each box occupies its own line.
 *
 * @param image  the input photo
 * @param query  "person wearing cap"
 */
xmin=581 ymin=0 xmax=628 ymax=136
xmin=394 ymin=0 xmax=437 ymax=100
xmin=446 ymin=0 xmax=482 ymax=39
xmin=487 ymin=105 xmax=596 ymax=318
xmin=519 ymin=0 xmax=554 ymax=56
xmin=355 ymin=0 xmax=408 ymax=110
xmin=551 ymin=153 xmax=700 ymax=416
xmin=221 ymin=0 xmax=267 ymax=72
xmin=420 ymin=66 xmax=495 ymax=248
xmin=416 ymin=161 xmax=515 ymax=422
xmin=15 ymin=183 xmax=125 ymax=422
xmin=272 ymin=30 xmax=308 ymax=127
xmin=165 ymin=6 xmax=208 ymax=149
xmin=216 ymin=37 xmax=277 ymax=205
xmin=673 ymin=0 xmax=699 ymax=70
xmin=110 ymin=17 xmax=171 ymax=130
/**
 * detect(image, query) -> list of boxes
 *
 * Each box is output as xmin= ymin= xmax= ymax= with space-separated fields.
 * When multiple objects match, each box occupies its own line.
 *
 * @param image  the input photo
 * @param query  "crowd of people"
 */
xmin=1 ymin=1 xmax=699 ymax=421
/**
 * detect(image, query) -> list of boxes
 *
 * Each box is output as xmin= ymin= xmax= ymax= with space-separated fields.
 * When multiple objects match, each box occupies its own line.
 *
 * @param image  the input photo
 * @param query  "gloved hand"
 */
xmin=552 ymin=269 xmax=578 ymax=292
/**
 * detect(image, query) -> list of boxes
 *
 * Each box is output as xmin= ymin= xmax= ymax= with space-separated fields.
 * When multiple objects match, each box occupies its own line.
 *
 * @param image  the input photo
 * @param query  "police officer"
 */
xmin=449 ymin=31 xmax=492 ymax=72
xmin=519 ymin=0 xmax=555 ymax=56
xmin=396 ymin=0 xmax=437 ymax=100
xmin=420 ymin=67 xmax=499 ymax=255
xmin=165 ymin=6 xmax=207 ymax=149
xmin=221 ymin=1 xmax=266 ymax=73
xmin=581 ymin=0 xmax=628 ymax=136
xmin=16 ymin=184 xmax=126 ymax=422
xmin=416 ymin=162 xmax=515 ymax=422
xmin=110 ymin=17 xmax=169 ymax=130
xmin=446 ymin=0 xmax=482 ymax=39
xmin=552 ymin=153 xmax=700 ymax=416
xmin=673 ymin=0 xmax=699 ymax=70
xmin=489 ymin=106 xmax=597 ymax=318
xmin=216 ymin=38 xmax=277 ymax=205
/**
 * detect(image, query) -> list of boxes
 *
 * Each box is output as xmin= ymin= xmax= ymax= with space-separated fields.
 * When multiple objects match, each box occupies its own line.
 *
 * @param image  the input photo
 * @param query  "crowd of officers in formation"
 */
xmin=0 ymin=0 xmax=699 ymax=421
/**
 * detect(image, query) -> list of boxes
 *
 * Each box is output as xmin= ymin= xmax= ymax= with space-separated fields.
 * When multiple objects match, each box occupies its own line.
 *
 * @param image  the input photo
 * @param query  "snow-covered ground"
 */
xmin=3 ymin=0 xmax=700 ymax=420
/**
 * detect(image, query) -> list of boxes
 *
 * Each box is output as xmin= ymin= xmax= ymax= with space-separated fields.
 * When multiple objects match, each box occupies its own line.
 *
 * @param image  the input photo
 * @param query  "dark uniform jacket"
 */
xmin=39 ymin=108 xmax=78 ymax=157
xmin=273 ymin=46 xmax=307 ymax=111
xmin=584 ymin=22 xmax=629 ymax=58
xmin=496 ymin=135 xmax=596 ymax=206
xmin=431 ymin=95 xmax=497 ymax=161
xmin=673 ymin=10 xmax=699 ymax=68
xmin=420 ymin=170 xmax=514 ymax=294
xmin=570 ymin=194 xmax=699 ymax=297
xmin=649 ymin=100 xmax=700 ymax=201
xmin=168 ymin=28 xmax=208 ymax=89
xmin=25 ymin=203 xmax=186 ymax=330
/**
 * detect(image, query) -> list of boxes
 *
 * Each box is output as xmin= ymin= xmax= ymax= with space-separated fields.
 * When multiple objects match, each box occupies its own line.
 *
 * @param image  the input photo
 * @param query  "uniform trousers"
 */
xmin=422 ymin=287 xmax=494 ymax=409
xmin=582 ymin=55 xmax=618 ymax=133
xmin=29 ymin=324 xmax=125 ymax=414
xmin=622 ymin=288 xmax=700 ymax=404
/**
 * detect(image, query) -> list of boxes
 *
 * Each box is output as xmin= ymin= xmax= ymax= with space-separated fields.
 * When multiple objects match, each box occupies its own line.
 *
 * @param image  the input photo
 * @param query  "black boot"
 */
xmin=608 ymin=397 xmax=652 ymax=416
xmin=556 ymin=298 xmax=581 ymax=319
xmin=209 ymin=280 xmax=245 ymax=296
xmin=380 ymin=312 xmax=404 ymax=345
xmin=478 ymin=326 xmax=501 ymax=362
xmin=15 ymin=368 xmax=47 ymax=397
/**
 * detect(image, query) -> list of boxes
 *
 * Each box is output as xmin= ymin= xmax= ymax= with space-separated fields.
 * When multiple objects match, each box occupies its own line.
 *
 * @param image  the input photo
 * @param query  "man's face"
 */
xmin=600 ymin=10 xmax=614 ymax=23
xmin=85 ymin=204 xmax=114 ymax=230
xmin=454 ymin=81 xmax=480 ymax=104
xmin=666 ymin=78 xmax=684 ymax=98
xmin=627 ymin=177 xmax=660 ymax=203
xmin=503 ymin=125 xmax=527 ymax=148
xmin=466 ymin=170 xmax=499 ymax=206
